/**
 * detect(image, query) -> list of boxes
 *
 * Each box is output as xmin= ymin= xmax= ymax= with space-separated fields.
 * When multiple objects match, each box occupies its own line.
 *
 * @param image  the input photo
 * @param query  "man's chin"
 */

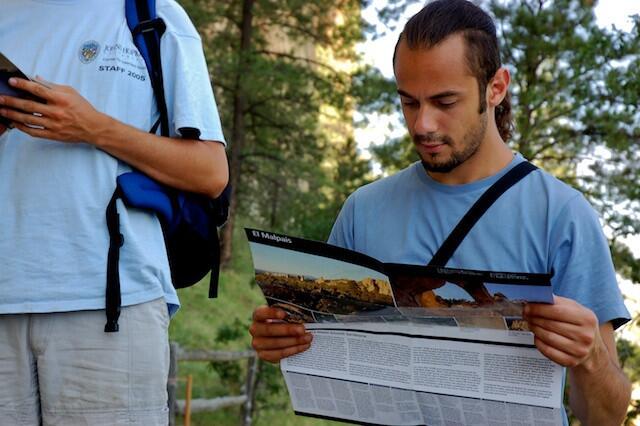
xmin=420 ymin=156 xmax=461 ymax=174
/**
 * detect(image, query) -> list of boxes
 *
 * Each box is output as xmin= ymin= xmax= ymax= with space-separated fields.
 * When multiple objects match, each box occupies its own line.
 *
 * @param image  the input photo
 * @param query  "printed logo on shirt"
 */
xmin=79 ymin=41 xmax=101 ymax=64
xmin=96 ymin=44 xmax=148 ymax=82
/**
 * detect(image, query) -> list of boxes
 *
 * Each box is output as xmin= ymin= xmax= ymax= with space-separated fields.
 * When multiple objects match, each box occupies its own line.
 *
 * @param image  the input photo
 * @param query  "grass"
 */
xmin=168 ymin=227 xmax=337 ymax=426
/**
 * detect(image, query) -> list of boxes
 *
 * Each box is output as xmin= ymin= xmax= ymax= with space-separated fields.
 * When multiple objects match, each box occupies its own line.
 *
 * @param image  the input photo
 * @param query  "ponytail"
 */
xmin=495 ymin=91 xmax=513 ymax=142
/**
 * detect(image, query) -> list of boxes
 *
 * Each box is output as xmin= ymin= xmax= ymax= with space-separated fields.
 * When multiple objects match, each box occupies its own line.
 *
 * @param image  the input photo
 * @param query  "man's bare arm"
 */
xmin=567 ymin=322 xmax=630 ymax=425
xmin=525 ymin=297 xmax=630 ymax=425
xmin=0 ymin=78 xmax=228 ymax=198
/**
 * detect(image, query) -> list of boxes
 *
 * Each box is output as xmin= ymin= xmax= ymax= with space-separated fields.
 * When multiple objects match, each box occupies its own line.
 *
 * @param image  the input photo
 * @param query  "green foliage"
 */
xmin=170 ymin=227 xmax=335 ymax=425
xmin=179 ymin=0 xmax=374 ymax=247
xmin=618 ymin=336 xmax=640 ymax=424
xmin=208 ymin=319 xmax=249 ymax=394
xmin=612 ymin=241 xmax=640 ymax=284
xmin=371 ymin=134 xmax=417 ymax=174
xmin=351 ymin=65 xmax=399 ymax=115
xmin=216 ymin=318 xmax=249 ymax=344
xmin=253 ymin=361 xmax=288 ymax=413
xmin=619 ymin=336 xmax=640 ymax=383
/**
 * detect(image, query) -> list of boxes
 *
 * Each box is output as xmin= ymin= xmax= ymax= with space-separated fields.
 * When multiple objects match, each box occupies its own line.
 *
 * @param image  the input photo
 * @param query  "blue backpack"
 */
xmin=104 ymin=0 xmax=229 ymax=332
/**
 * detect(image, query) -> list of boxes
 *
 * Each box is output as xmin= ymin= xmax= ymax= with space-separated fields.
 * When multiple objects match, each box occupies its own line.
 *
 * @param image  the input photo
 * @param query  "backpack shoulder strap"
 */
xmin=104 ymin=0 xmax=169 ymax=333
xmin=125 ymin=0 xmax=169 ymax=136
xmin=428 ymin=160 xmax=538 ymax=267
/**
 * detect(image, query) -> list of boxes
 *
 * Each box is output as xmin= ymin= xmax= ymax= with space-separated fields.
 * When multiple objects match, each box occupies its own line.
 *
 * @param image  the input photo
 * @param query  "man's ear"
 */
xmin=486 ymin=67 xmax=510 ymax=108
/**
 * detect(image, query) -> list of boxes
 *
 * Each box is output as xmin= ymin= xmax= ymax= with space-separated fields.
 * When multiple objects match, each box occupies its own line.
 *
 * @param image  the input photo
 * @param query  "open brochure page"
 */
xmin=246 ymin=229 xmax=564 ymax=425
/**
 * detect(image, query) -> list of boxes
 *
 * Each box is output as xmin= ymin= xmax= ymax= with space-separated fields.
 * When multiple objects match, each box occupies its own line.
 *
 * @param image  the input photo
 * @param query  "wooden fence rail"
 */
xmin=168 ymin=342 xmax=259 ymax=426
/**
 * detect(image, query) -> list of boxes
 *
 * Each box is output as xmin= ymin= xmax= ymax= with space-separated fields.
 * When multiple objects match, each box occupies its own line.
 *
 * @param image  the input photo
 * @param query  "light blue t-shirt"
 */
xmin=328 ymin=154 xmax=630 ymax=423
xmin=329 ymin=154 xmax=629 ymax=328
xmin=0 ymin=0 xmax=225 ymax=315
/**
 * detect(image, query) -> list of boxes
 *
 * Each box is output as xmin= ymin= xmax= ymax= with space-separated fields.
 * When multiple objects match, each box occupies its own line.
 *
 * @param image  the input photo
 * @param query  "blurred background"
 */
xmin=168 ymin=1 xmax=640 ymax=424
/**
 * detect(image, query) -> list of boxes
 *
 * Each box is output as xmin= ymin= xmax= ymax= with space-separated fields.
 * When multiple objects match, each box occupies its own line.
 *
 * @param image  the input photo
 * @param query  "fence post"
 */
xmin=168 ymin=342 xmax=179 ymax=426
xmin=241 ymin=355 xmax=259 ymax=426
xmin=184 ymin=375 xmax=193 ymax=426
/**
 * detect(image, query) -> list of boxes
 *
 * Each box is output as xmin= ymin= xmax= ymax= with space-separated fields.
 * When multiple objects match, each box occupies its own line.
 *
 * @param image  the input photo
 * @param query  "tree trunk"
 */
xmin=269 ymin=177 xmax=280 ymax=228
xmin=220 ymin=0 xmax=254 ymax=267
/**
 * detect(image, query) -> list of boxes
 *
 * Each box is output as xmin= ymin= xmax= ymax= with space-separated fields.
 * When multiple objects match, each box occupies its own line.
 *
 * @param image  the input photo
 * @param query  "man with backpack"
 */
xmin=0 ymin=0 xmax=227 ymax=424
xmin=249 ymin=1 xmax=631 ymax=424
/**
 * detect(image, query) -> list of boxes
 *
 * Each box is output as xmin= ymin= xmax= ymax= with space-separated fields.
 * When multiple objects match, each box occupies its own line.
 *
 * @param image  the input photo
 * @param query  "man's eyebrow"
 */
xmin=397 ymin=89 xmax=416 ymax=99
xmin=397 ymin=89 xmax=461 ymax=100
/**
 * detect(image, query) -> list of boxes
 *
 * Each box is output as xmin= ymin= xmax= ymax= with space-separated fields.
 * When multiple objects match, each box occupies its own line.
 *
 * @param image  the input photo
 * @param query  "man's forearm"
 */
xmin=0 ymin=78 xmax=228 ymax=197
xmin=91 ymin=113 xmax=228 ymax=198
xmin=568 ymin=335 xmax=631 ymax=425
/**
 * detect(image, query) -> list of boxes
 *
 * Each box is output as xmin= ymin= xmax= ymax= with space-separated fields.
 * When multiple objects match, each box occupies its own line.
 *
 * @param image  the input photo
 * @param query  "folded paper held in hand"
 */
xmin=246 ymin=228 xmax=564 ymax=426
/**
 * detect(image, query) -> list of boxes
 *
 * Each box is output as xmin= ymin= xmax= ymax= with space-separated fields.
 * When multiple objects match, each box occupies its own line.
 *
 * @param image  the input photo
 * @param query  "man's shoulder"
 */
xmin=157 ymin=0 xmax=200 ymax=38
xmin=157 ymin=0 xmax=187 ymax=14
xmin=505 ymin=162 xmax=600 ymax=230
xmin=525 ymin=165 xmax=585 ymax=207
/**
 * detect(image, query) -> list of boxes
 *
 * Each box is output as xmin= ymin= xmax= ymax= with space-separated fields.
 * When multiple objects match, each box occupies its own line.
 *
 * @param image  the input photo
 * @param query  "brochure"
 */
xmin=246 ymin=228 xmax=564 ymax=426
xmin=0 ymin=52 xmax=44 ymax=127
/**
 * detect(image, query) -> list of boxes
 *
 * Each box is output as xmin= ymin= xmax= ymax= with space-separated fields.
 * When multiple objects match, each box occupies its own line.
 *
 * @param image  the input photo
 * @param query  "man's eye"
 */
xmin=402 ymin=100 xmax=419 ymax=108
xmin=438 ymin=100 xmax=456 ymax=108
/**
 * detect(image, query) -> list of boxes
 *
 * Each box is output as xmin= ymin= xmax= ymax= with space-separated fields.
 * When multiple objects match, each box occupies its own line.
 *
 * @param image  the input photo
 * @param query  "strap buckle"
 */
xmin=132 ymin=18 xmax=166 ymax=37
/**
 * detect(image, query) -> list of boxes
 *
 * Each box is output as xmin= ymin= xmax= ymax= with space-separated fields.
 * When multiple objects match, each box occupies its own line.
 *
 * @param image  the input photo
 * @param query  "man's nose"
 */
xmin=413 ymin=106 xmax=438 ymax=135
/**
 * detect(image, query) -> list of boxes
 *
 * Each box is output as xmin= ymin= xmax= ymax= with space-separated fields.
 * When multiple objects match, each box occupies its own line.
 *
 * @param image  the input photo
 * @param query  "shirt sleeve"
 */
xmin=327 ymin=192 xmax=357 ymax=250
xmin=549 ymin=194 xmax=630 ymax=329
xmin=159 ymin=4 xmax=226 ymax=143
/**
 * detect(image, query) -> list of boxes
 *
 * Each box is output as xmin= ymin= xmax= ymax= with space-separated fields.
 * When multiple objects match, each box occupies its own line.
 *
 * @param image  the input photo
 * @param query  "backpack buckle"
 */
xmin=132 ymin=18 xmax=166 ymax=37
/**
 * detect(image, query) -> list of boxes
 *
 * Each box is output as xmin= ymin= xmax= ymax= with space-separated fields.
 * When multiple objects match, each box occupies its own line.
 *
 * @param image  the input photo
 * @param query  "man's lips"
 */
xmin=417 ymin=140 xmax=446 ymax=153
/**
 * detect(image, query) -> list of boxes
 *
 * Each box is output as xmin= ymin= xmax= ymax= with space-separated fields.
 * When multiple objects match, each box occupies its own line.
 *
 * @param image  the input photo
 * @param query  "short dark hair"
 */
xmin=393 ymin=0 xmax=513 ymax=141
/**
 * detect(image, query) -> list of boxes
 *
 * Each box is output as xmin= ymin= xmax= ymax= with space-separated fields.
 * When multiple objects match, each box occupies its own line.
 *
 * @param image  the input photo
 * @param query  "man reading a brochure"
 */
xmin=249 ymin=0 xmax=631 ymax=424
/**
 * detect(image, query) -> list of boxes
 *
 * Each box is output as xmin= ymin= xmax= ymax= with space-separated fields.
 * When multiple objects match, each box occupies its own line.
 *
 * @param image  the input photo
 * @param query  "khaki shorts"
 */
xmin=0 ymin=298 xmax=170 ymax=426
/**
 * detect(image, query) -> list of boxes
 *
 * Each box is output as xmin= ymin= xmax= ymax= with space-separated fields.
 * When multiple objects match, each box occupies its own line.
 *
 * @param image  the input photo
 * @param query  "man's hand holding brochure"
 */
xmin=0 ymin=51 xmax=47 ymax=129
xmin=246 ymin=228 xmax=565 ymax=426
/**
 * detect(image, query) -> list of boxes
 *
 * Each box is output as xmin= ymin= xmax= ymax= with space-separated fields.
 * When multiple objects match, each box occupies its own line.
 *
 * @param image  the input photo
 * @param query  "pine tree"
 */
xmin=180 ymin=0 xmax=372 ymax=264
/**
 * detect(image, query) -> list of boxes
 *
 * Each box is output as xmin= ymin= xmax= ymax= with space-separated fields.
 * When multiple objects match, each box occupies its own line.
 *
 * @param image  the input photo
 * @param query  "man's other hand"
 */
xmin=524 ymin=295 xmax=603 ymax=368
xmin=250 ymin=306 xmax=313 ymax=363
xmin=526 ymin=297 xmax=629 ymax=424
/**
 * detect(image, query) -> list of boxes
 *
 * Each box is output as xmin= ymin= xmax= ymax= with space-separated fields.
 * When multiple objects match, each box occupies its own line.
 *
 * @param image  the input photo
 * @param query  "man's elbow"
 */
xmin=207 ymin=174 xmax=228 ymax=199
xmin=615 ymin=375 xmax=632 ymax=424
xmin=609 ymin=364 xmax=632 ymax=425
xmin=205 ymin=165 xmax=229 ymax=199
xmin=573 ymin=371 xmax=632 ymax=426
xmin=201 ymin=140 xmax=229 ymax=199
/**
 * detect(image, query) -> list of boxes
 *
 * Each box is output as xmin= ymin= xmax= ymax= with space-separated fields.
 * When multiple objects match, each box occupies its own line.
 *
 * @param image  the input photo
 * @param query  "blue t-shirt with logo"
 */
xmin=0 ymin=0 xmax=225 ymax=315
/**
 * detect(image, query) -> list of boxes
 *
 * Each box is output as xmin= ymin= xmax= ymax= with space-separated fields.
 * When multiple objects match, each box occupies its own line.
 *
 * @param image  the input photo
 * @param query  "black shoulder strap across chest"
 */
xmin=428 ymin=160 xmax=538 ymax=267
xmin=126 ymin=0 xmax=169 ymax=136
xmin=104 ymin=0 xmax=167 ymax=333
